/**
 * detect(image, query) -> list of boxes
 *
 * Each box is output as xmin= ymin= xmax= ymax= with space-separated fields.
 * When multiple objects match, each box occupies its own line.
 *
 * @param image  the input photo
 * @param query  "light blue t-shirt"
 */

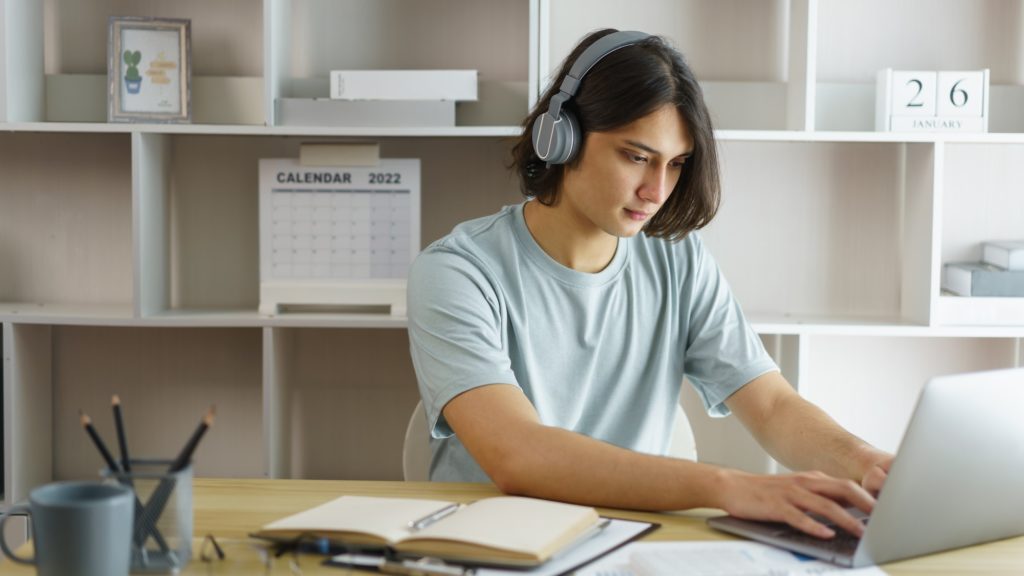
xmin=407 ymin=202 xmax=777 ymax=482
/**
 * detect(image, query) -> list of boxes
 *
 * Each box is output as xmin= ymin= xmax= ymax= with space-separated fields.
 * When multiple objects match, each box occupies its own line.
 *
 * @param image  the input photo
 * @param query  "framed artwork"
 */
xmin=107 ymin=17 xmax=191 ymax=123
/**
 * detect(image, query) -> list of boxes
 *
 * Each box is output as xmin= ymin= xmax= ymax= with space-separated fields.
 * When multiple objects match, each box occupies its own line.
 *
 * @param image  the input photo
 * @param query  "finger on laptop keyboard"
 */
xmin=783 ymin=503 xmax=835 ymax=539
xmin=795 ymin=491 xmax=864 ymax=538
xmin=813 ymin=475 xmax=876 ymax=517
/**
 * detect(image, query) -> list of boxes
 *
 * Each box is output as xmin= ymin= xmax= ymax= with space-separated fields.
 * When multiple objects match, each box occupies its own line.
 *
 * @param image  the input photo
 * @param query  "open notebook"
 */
xmin=254 ymin=495 xmax=602 ymax=567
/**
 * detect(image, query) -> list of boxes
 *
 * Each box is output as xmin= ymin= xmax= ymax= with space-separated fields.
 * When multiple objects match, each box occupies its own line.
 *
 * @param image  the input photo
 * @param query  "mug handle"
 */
xmin=0 ymin=504 xmax=35 ymax=565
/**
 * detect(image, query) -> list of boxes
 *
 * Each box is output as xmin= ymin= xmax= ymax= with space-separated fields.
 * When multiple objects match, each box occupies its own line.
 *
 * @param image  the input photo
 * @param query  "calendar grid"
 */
xmin=269 ymin=188 xmax=413 ymax=280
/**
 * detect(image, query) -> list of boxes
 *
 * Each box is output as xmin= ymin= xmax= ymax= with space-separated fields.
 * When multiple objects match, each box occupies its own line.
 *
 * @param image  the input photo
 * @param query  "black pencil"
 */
xmin=80 ymin=410 xmax=121 ymax=473
xmin=82 ymin=408 xmax=170 ymax=551
xmin=136 ymin=405 xmax=216 ymax=548
xmin=112 ymin=394 xmax=132 ymax=473
xmin=169 ymin=405 xmax=215 ymax=472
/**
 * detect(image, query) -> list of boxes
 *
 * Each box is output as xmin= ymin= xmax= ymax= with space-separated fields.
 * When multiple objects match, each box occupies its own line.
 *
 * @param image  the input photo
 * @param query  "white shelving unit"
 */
xmin=2 ymin=0 xmax=1022 ymax=507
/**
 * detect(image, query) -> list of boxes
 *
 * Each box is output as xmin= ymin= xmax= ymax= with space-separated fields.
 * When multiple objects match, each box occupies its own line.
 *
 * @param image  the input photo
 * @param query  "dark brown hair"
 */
xmin=511 ymin=29 xmax=720 ymax=241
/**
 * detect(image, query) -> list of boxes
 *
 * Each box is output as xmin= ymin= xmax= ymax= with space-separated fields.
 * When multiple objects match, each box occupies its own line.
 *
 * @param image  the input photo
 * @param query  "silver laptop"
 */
xmin=708 ymin=367 xmax=1024 ymax=567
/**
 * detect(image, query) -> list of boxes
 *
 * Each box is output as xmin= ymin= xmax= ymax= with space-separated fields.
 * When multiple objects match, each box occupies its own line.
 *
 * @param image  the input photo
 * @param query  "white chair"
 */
xmin=403 ymin=401 xmax=432 ymax=481
xmin=402 ymin=400 xmax=698 ymax=481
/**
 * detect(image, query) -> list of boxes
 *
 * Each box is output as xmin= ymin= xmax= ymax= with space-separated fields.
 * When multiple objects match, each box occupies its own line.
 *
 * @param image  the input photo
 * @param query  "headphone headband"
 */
xmin=560 ymin=30 xmax=650 ymax=99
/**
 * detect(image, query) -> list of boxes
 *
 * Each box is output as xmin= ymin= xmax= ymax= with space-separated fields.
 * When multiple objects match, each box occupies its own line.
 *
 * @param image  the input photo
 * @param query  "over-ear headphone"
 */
xmin=531 ymin=30 xmax=650 ymax=165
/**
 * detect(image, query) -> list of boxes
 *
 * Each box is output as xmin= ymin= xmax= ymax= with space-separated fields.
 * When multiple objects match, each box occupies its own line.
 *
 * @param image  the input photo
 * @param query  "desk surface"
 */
xmin=2 ymin=478 xmax=1022 ymax=574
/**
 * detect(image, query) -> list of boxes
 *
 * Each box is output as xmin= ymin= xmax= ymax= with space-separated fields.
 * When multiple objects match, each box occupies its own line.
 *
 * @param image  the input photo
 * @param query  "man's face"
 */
xmin=558 ymin=104 xmax=693 ymax=239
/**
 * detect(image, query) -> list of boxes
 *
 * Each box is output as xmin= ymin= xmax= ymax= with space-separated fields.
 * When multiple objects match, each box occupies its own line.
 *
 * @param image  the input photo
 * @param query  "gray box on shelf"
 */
xmin=982 ymin=240 xmax=1024 ymax=271
xmin=942 ymin=262 xmax=1024 ymax=297
xmin=276 ymin=98 xmax=455 ymax=127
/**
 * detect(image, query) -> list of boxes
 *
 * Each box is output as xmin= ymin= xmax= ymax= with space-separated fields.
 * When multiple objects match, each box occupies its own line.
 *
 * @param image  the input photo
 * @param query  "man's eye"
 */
xmin=627 ymin=152 xmax=647 ymax=163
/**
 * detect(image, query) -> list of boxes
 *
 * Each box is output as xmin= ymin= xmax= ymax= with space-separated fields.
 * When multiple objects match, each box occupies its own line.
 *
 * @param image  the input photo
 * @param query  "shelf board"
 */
xmin=2 ymin=304 xmax=1020 ymax=336
xmin=141 ymin=309 xmax=408 ymax=329
xmin=0 ymin=121 xmax=521 ymax=138
xmin=934 ymin=295 xmax=1024 ymax=328
xmin=749 ymin=312 xmax=1024 ymax=337
xmin=9 ymin=121 xmax=1024 ymax=143
xmin=0 ymin=303 xmax=134 ymax=325
xmin=716 ymin=129 xmax=1024 ymax=144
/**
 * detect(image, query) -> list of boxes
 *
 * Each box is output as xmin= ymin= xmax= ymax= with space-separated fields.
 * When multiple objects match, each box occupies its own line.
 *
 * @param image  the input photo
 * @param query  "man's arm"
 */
xmin=724 ymin=371 xmax=894 ymax=492
xmin=443 ymin=381 xmax=877 ymax=538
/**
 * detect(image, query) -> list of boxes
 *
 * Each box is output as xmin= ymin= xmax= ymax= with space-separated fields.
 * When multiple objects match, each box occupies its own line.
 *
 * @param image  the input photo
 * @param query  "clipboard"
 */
xmin=323 ymin=517 xmax=659 ymax=576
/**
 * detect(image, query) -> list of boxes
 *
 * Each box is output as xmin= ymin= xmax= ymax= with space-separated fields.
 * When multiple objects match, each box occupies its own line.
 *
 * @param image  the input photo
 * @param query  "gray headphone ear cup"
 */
xmin=537 ymin=110 xmax=579 ymax=165
xmin=556 ymin=110 xmax=581 ymax=164
xmin=531 ymin=114 xmax=555 ymax=162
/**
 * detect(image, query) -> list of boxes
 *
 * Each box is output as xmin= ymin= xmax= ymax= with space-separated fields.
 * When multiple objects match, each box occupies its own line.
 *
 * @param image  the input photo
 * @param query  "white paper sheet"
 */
xmin=574 ymin=541 xmax=888 ymax=576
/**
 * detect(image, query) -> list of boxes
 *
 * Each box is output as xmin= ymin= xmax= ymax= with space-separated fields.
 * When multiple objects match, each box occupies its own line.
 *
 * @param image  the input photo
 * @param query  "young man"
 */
xmin=407 ymin=29 xmax=893 ymax=540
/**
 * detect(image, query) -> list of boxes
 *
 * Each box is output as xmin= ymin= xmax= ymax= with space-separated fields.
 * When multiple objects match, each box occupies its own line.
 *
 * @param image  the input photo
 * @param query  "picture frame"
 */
xmin=107 ymin=16 xmax=191 ymax=123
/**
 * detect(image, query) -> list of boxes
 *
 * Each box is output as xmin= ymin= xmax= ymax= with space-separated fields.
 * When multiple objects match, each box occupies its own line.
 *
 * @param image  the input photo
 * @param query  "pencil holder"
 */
xmin=103 ymin=458 xmax=193 ymax=573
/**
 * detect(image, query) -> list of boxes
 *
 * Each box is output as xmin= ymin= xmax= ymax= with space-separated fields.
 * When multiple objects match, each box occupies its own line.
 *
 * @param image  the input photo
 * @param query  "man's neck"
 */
xmin=522 ymin=200 xmax=618 ymax=274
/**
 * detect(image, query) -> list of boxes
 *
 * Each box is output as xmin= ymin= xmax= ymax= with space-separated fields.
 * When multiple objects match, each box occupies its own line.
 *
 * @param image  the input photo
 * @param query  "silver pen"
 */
xmin=407 ymin=503 xmax=462 ymax=531
xmin=382 ymin=557 xmax=474 ymax=576
xmin=331 ymin=553 xmax=474 ymax=576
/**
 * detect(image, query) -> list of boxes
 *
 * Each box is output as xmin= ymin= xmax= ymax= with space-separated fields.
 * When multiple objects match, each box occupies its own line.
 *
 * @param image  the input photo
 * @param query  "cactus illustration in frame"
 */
xmin=123 ymin=49 xmax=143 ymax=94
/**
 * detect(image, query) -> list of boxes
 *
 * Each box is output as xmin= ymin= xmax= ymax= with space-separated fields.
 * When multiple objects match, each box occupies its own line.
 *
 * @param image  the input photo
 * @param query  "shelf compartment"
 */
xmin=3 ymin=323 xmax=53 ymax=504
xmin=137 ymin=134 xmax=521 ymax=316
xmin=51 ymin=326 xmax=263 ymax=481
xmin=816 ymin=83 xmax=1024 ymax=133
xmin=0 ymin=132 xmax=133 ymax=309
xmin=797 ymin=334 xmax=1020 ymax=454
xmin=45 ymin=74 xmax=264 ymax=125
xmin=938 ymin=142 xmax=1024 ymax=324
xmin=264 ymin=327 xmax=419 ymax=480
xmin=543 ymin=0 xmax=807 ymax=130
xmin=36 ymin=0 xmax=263 ymax=124
xmin=816 ymin=0 xmax=1024 ymax=133
xmin=269 ymin=0 xmax=532 ymax=128
xmin=703 ymin=140 xmax=934 ymax=325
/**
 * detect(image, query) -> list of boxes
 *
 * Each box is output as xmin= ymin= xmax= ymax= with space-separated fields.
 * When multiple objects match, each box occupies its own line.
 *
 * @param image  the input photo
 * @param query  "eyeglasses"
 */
xmin=198 ymin=533 xmax=305 ymax=575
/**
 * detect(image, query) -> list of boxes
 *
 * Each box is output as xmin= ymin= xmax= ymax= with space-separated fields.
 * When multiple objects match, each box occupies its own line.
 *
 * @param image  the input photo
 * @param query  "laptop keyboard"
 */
xmin=773 ymin=516 xmax=867 ymax=557
xmin=774 ymin=527 xmax=861 ymax=556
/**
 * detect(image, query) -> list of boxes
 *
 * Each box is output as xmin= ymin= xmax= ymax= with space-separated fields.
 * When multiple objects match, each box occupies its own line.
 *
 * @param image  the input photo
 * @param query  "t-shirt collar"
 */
xmin=511 ymin=201 xmax=629 ymax=287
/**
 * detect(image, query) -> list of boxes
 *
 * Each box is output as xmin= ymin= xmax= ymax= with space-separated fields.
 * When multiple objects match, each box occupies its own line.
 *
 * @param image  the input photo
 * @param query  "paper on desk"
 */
xmin=574 ymin=541 xmax=888 ymax=576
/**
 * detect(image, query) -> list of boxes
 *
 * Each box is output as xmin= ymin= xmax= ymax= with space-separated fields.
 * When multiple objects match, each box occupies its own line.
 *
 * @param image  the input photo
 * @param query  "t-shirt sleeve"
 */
xmin=682 ymin=234 xmax=779 ymax=417
xmin=407 ymin=247 xmax=519 ymax=439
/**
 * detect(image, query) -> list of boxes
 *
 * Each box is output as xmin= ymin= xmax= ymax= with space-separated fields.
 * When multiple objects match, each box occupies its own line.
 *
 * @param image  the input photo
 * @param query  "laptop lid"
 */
xmin=709 ymin=367 xmax=1024 ymax=567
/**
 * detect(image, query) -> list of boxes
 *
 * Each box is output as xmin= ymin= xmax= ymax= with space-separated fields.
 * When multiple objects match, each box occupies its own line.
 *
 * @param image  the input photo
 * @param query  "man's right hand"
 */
xmin=714 ymin=469 xmax=875 ymax=539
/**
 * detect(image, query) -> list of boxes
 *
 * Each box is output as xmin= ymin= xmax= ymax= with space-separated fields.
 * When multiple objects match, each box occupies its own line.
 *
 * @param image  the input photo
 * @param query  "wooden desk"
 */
xmin=2 ymin=478 xmax=1022 ymax=574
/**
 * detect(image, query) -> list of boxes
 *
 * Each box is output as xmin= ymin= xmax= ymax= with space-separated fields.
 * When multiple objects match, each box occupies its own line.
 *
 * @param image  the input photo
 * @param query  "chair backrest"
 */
xmin=401 ymin=400 xmax=697 ymax=481
xmin=668 ymin=403 xmax=698 ymax=461
xmin=403 ymin=401 xmax=431 ymax=481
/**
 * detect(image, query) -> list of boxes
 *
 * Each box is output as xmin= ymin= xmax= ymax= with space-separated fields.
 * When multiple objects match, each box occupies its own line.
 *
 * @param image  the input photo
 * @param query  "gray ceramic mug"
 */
xmin=0 ymin=481 xmax=134 ymax=576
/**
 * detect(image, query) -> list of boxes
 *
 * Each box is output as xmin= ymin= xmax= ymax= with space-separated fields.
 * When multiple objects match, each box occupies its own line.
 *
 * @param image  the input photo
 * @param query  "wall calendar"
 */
xmin=258 ymin=158 xmax=420 ymax=316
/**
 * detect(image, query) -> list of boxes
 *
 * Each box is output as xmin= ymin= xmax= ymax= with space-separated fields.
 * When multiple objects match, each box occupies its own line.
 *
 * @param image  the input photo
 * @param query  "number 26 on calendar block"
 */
xmin=876 ymin=68 xmax=989 ymax=132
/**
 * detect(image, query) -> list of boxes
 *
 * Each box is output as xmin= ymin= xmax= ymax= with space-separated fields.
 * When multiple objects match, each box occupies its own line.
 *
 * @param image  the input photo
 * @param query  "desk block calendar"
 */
xmin=258 ymin=158 xmax=421 ymax=316
xmin=876 ymin=69 xmax=989 ymax=132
